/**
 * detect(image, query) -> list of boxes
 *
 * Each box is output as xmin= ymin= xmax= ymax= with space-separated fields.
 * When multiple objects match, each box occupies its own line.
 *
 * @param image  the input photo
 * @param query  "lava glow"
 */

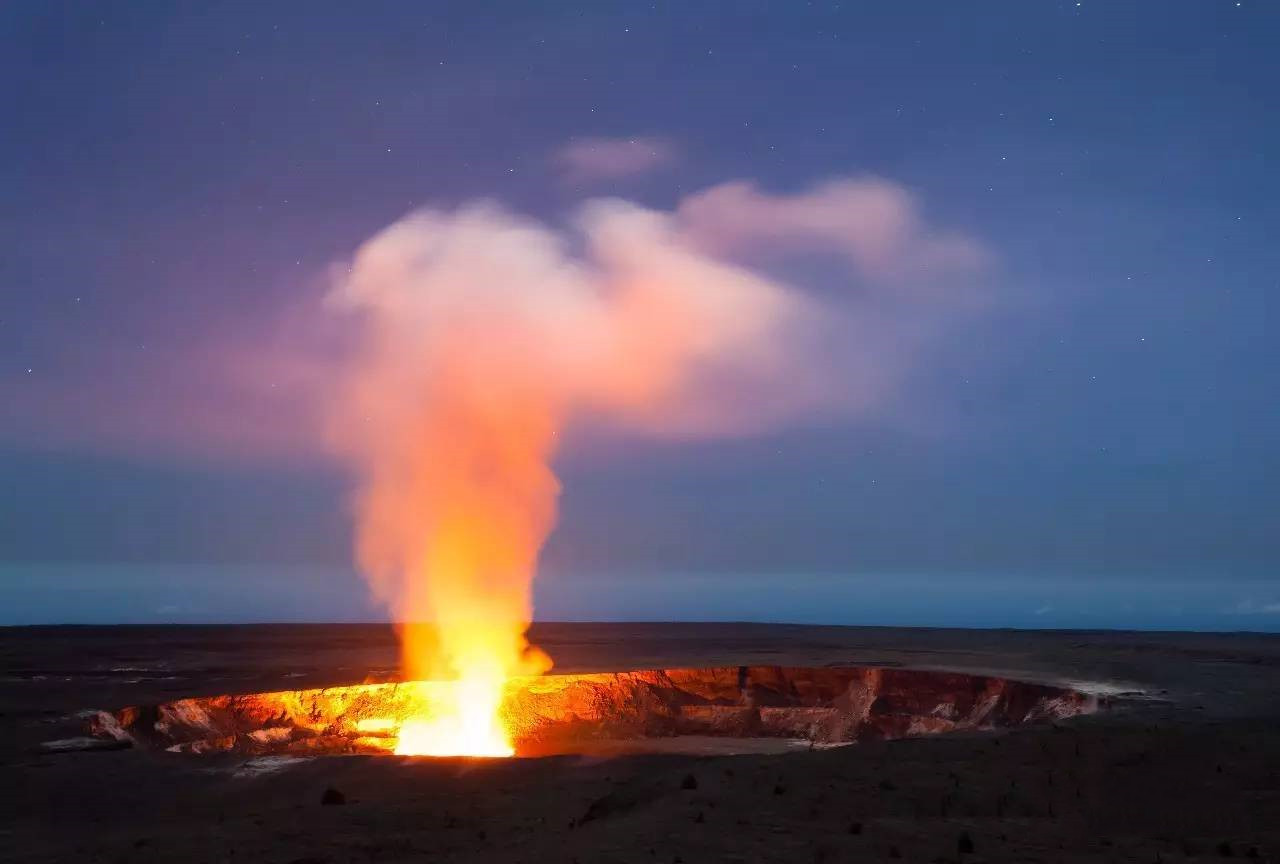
xmin=393 ymin=680 xmax=513 ymax=757
xmin=327 ymin=202 xmax=824 ymax=757
xmin=351 ymin=680 xmax=515 ymax=757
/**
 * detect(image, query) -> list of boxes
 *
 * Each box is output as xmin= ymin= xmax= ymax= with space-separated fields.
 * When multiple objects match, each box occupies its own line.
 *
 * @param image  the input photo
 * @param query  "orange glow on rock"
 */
xmin=392 ymin=679 xmax=514 ymax=757
xmin=90 ymin=667 xmax=1101 ymax=759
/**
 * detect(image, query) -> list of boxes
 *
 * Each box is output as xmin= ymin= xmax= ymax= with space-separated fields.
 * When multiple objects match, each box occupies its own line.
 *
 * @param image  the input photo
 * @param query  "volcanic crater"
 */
xmin=89 ymin=665 xmax=1099 ymax=758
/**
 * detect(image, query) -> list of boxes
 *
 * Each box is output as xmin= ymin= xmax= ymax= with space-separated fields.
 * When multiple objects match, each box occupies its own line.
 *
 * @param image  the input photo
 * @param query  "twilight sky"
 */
xmin=2 ymin=2 xmax=1278 ymax=629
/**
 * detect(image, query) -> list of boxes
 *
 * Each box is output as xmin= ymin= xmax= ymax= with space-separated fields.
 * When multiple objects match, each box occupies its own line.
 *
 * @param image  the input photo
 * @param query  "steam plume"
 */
xmin=320 ymin=178 xmax=984 ymax=715
xmin=325 ymin=198 xmax=833 ymax=687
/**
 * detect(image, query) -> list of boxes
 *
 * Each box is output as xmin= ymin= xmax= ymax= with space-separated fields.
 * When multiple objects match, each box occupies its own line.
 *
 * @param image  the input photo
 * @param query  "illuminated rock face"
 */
xmin=90 ymin=666 xmax=1098 ymax=757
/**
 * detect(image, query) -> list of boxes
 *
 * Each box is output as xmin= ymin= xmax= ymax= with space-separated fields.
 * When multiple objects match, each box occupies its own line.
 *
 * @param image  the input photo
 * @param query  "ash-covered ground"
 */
xmin=3 ymin=623 xmax=1279 ymax=863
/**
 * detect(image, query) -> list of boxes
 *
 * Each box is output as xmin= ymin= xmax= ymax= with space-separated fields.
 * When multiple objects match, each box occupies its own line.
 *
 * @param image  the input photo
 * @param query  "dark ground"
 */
xmin=3 ymin=623 xmax=1280 ymax=863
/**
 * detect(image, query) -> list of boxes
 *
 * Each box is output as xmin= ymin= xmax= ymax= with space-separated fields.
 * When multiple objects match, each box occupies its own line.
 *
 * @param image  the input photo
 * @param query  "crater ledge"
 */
xmin=89 ymin=665 xmax=1101 ymax=758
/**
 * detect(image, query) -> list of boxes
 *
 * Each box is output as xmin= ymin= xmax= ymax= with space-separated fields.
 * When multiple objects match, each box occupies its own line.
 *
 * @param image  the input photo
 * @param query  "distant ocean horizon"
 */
xmin=2 ymin=564 xmax=1278 ymax=633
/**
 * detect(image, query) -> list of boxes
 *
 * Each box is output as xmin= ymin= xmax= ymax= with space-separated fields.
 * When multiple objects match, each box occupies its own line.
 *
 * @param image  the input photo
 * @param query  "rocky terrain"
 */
xmin=3 ymin=623 xmax=1279 ymax=863
xmin=88 ymin=665 xmax=1098 ymax=757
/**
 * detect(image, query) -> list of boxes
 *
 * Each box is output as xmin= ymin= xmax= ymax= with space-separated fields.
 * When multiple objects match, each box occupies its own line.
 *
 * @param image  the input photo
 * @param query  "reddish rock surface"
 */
xmin=91 ymin=665 xmax=1097 ymax=756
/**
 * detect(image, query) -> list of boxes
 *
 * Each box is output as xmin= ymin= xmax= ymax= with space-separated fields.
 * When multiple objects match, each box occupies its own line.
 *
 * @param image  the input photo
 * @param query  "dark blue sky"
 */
xmin=2 ymin=2 xmax=1278 ymax=628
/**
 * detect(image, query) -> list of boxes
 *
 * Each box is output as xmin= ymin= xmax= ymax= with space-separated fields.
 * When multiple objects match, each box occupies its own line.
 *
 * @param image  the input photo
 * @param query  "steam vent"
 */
xmin=89 ymin=665 xmax=1098 ymax=758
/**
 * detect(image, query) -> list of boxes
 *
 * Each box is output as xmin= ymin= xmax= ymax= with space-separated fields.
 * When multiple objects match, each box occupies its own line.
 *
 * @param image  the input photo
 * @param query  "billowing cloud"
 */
xmin=555 ymin=136 xmax=677 ymax=183
xmin=0 ymin=174 xmax=987 ymax=466
xmin=678 ymin=177 xmax=988 ymax=279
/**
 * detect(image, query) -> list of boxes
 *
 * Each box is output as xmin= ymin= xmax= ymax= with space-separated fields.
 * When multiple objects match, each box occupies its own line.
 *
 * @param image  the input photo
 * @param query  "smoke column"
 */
xmin=325 ymin=198 xmax=832 ymax=753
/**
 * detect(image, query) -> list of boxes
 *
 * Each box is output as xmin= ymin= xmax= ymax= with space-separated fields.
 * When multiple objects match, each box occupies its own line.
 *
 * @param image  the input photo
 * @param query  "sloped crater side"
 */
xmin=89 ymin=665 xmax=1099 ymax=757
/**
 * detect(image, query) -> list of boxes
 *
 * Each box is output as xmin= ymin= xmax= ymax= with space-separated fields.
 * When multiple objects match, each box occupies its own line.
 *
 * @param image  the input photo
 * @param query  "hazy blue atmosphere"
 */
xmin=4 ymin=564 xmax=1280 ymax=632
xmin=2 ymin=2 xmax=1277 ymax=630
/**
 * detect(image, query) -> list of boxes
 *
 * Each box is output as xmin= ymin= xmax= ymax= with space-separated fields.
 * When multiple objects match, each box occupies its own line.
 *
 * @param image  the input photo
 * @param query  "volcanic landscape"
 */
xmin=4 ymin=622 xmax=1280 ymax=863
